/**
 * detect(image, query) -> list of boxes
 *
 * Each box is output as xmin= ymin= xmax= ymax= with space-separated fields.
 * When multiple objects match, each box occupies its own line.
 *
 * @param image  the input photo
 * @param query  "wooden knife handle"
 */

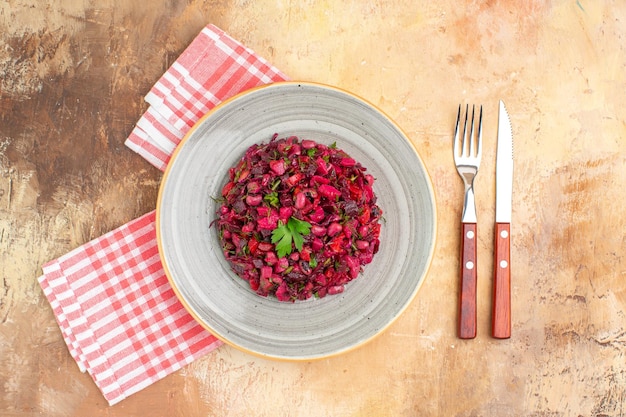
xmin=492 ymin=223 xmax=511 ymax=338
xmin=459 ymin=222 xmax=477 ymax=339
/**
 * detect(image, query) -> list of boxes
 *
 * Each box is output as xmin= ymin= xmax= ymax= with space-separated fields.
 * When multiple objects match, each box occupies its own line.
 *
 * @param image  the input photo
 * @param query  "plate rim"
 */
xmin=155 ymin=80 xmax=438 ymax=361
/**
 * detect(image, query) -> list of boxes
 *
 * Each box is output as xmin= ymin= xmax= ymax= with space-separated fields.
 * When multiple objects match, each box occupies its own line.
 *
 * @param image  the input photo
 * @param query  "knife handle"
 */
xmin=459 ymin=222 xmax=477 ymax=339
xmin=492 ymin=223 xmax=511 ymax=338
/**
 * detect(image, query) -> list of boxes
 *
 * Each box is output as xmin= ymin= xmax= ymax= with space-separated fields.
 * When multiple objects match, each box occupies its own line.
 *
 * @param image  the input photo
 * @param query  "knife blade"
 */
xmin=492 ymin=100 xmax=513 ymax=339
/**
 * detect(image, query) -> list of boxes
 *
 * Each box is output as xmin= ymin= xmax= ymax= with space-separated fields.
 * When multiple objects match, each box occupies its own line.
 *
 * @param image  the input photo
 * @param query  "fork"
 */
xmin=453 ymin=104 xmax=483 ymax=339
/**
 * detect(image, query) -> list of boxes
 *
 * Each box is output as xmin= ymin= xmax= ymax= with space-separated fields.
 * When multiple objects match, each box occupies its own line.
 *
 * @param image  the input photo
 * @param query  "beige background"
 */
xmin=1 ymin=0 xmax=625 ymax=416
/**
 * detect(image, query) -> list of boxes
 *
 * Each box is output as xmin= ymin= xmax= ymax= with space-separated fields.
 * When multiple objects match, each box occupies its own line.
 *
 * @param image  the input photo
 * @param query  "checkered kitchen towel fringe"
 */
xmin=38 ymin=24 xmax=288 ymax=405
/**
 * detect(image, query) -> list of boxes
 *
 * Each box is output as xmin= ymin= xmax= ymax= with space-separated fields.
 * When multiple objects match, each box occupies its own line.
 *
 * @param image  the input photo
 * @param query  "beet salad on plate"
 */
xmin=215 ymin=134 xmax=382 ymax=302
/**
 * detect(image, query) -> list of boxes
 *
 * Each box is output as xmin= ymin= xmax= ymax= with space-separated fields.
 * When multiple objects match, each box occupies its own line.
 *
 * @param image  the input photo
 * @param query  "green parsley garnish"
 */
xmin=271 ymin=217 xmax=312 ymax=258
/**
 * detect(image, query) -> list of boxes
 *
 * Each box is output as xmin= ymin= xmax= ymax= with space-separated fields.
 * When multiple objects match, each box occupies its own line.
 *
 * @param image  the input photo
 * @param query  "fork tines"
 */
xmin=455 ymin=104 xmax=483 ymax=160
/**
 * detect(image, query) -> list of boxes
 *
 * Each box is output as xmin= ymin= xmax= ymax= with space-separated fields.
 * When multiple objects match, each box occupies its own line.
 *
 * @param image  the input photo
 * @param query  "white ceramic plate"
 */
xmin=157 ymin=82 xmax=436 ymax=360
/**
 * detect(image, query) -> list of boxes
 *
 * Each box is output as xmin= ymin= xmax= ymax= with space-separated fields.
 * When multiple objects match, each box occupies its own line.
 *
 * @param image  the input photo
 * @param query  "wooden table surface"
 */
xmin=2 ymin=1 xmax=625 ymax=416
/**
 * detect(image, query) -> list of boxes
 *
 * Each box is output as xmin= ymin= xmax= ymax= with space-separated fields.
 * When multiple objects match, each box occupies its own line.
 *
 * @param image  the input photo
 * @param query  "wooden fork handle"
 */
xmin=492 ymin=223 xmax=511 ymax=338
xmin=458 ymin=222 xmax=477 ymax=339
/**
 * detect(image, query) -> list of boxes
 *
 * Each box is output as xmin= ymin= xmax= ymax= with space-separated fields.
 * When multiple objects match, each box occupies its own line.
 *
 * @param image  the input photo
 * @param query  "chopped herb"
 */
xmin=264 ymin=191 xmax=279 ymax=207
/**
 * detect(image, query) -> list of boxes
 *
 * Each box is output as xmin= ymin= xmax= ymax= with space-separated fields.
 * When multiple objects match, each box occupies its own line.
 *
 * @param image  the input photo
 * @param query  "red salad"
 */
xmin=215 ymin=134 xmax=382 ymax=302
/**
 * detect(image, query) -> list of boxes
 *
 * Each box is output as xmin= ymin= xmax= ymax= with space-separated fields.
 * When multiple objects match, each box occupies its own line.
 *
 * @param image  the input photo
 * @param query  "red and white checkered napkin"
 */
xmin=38 ymin=212 xmax=222 ymax=405
xmin=126 ymin=23 xmax=288 ymax=171
xmin=38 ymin=24 xmax=288 ymax=405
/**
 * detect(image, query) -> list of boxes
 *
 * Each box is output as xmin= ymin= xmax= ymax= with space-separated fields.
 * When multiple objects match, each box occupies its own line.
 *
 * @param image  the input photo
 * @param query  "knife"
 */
xmin=492 ymin=100 xmax=513 ymax=339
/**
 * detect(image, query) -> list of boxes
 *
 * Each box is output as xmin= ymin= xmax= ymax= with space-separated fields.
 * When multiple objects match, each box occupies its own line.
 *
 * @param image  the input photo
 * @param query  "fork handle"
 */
xmin=492 ymin=223 xmax=511 ymax=338
xmin=459 ymin=222 xmax=477 ymax=339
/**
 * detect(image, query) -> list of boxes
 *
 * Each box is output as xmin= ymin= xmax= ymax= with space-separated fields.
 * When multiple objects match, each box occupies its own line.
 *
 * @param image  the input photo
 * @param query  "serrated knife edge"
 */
xmin=495 ymin=100 xmax=514 ymax=223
